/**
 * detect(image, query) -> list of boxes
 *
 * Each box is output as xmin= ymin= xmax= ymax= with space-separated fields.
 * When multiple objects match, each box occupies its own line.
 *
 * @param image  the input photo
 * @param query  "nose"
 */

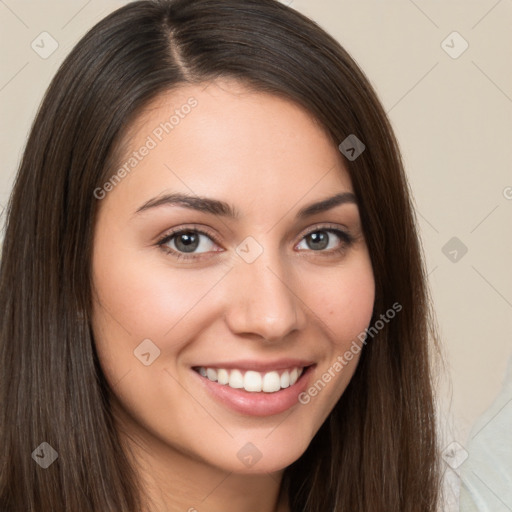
xmin=223 ymin=246 xmax=307 ymax=342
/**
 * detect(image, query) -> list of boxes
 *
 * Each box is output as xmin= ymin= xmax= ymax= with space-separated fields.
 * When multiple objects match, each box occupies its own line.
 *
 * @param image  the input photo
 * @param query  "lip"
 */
xmin=191 ymin=358 xmax=315 ymax=372
xmin=192 ymin=363 xmax=315 ymax=417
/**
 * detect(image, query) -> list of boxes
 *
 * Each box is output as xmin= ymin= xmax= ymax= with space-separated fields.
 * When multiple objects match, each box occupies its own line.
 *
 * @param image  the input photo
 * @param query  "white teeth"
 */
xmin=228 ymin=369 xmax=244 ymax=389
xmin=196 ymin=366 xmax=306 ymax=393
xmin=244 ymin=371 xmax=262 ymax=392
xmin=217 ymin=368 xmax=229 ymax=385
xmin=206 ymin=368 xmax=217 ymax=381
xmin=262 ymin=371 xmax=281 ymax=392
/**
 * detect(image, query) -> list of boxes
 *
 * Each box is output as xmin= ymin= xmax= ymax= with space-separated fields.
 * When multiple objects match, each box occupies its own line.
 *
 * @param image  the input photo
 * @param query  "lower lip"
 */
xmin=193 ymin=366 xmax=315 ymax=417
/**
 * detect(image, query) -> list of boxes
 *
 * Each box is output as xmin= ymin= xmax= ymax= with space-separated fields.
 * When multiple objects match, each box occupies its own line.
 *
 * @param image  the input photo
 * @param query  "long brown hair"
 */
xmin=0 ymin=1 xmax=442 ymax=510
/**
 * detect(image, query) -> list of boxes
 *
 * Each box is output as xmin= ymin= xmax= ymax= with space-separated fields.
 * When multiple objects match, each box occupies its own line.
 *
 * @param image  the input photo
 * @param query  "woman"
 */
xmin=0 ymin=0 xmax=442 ymax=510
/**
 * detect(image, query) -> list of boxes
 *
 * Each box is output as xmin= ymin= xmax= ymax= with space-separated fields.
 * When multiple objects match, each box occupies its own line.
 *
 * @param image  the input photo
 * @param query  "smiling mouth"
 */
xmin=192 ymin=366 xmax=309 ymax=393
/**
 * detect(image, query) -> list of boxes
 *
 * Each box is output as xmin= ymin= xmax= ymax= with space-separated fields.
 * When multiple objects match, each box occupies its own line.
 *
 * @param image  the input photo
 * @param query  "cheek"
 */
xmin=90 ymin=234 xmax=233 ymax=385
xmin=92 ymin=235 xmax=226 ymax=338
xmin=90 ymin=241 xmax=231 ymax=433
xmin=308 ymin=259 xmax=375 ymax=347
xmin=295 ymin=258 xmax=374 ymax=420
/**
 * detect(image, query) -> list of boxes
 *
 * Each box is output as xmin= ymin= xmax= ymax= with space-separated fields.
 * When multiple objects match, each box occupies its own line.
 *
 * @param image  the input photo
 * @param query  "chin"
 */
xmin=202 ymin=432 xmax=313 ymax=475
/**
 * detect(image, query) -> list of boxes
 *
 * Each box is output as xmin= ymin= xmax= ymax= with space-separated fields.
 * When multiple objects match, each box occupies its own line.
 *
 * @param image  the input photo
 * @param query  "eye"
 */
xmin=157 ymin=228 xmax=221 ymax=260
xmin=157 ymin=224 xmax=354 ymax=261
xmin=296 ymin=226 xmax=353 ymax=253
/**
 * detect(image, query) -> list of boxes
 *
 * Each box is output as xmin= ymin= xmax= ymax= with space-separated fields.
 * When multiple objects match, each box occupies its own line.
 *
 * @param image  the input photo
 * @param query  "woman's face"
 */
xmin=91 ymin=79 xmax=375 ymax=475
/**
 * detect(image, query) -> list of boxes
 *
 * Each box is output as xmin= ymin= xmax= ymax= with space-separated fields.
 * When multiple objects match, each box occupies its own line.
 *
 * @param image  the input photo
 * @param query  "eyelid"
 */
xmin=157 ymin=224 xmax=222 ymax=246
xmin=299 ymin=222 xmax=350 ymax=238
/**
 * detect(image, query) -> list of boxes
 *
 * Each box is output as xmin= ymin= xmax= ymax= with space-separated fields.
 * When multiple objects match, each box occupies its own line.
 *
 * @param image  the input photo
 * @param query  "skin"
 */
xmin=91 ymin=79 xmax=375 ymax=512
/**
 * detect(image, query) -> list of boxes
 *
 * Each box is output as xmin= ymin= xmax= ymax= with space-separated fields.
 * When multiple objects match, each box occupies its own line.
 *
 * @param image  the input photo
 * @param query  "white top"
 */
xmin=458 ymin=354 xmax=512 ymax=511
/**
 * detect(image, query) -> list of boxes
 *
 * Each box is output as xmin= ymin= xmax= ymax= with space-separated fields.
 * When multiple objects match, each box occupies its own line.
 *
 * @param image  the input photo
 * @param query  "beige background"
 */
xmin=1 ymin=0 xmax=511 ymax=507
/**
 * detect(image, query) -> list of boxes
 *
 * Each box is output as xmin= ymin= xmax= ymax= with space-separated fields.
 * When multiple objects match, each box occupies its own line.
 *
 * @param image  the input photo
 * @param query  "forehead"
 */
xmin=104 ymin=79 xmax=354 ymax=217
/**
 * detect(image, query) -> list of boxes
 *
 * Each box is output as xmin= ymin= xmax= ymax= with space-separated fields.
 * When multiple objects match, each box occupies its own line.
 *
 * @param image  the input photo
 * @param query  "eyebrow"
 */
xmin=135 ymin=191 xmax=357 ymax=219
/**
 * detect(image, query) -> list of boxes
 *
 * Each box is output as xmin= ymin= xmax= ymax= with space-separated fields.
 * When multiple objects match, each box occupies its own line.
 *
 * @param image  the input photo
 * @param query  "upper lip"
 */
xmin=192 ymin=358 xmax=315 ymax=372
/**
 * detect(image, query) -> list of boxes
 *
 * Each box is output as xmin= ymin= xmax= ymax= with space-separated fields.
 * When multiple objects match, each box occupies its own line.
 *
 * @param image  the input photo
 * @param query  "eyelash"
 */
xmin=156 ymin=224 xmax=355 ymax=261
